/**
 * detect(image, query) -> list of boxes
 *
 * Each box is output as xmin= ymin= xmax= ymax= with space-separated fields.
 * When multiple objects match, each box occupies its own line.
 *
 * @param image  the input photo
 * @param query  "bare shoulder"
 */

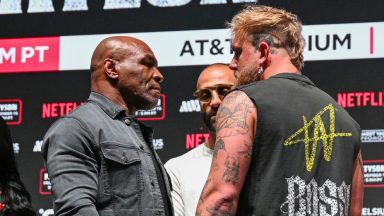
xmin=215 ymin=90 xmax=256 ymax=139
xmin=222 ymin=90 xmax=254 ymax=107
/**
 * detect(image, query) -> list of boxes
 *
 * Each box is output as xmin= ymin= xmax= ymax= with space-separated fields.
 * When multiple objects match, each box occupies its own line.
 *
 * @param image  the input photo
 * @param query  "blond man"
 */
xmin=197 ymin=5 xmax=363 ymax=216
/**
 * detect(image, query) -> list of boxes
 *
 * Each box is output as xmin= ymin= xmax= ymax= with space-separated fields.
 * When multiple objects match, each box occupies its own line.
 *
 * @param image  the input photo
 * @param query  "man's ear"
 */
xmin=257 ymin=41 xmax=270 ymax=66
xmin=104 ymin=58 xmax=119 ymax=79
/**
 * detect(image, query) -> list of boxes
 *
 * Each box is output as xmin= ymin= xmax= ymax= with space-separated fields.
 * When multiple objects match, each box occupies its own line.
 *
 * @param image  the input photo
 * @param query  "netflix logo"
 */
xmin=42 ymin=102 xmax=83 ymax=119
xmin=337 ymin=91 xmax=384 ymax=108
xmin=185 ymin=133 xmax=209 ymax=150
xmin=0 ymin=36 xmax=59 ymax=73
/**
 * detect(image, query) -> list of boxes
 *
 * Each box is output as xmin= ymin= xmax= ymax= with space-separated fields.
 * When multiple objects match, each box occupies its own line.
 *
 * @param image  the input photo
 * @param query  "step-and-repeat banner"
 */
xmin=0 ymin=1 xmax=383 ymax=215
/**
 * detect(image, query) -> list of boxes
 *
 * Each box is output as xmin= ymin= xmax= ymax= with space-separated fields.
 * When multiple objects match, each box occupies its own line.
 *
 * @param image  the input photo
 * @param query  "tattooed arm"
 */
xmin=196 ymin=90 xmax=256 ymax=216
xmin=349 ymin=150 xmax=364 ymax=216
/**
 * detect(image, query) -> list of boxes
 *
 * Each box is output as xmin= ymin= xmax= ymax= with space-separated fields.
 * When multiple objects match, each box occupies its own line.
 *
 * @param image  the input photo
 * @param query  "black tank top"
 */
xmin=236 ymin=73 xmax=361 ymax=216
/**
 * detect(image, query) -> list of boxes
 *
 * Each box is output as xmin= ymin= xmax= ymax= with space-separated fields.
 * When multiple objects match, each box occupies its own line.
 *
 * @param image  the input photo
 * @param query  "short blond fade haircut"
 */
xmin=227 ymin=5 xmax=305 ymax=70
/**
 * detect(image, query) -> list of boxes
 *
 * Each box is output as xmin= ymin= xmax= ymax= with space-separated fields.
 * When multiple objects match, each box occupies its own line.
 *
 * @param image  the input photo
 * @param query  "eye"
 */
xmin=218 ymin=87 xmax=230 ymax=94
xmin=194 ymin=89 xmax=212 ymax=102
xmin=217 ymin=86 xmax=234 ymax=96
xmin=231 ymin=47 xmax=241 ymax=58
xmin=199 ymin=90 xmax=212 ymax=101
xmin=142 ymin=60 xmax=154 ymax=67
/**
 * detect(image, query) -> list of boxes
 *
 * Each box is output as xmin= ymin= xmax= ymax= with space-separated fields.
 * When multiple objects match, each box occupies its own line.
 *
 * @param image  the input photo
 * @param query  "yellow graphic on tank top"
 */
xmin=283 ymin=104 xmax=352 ymax=172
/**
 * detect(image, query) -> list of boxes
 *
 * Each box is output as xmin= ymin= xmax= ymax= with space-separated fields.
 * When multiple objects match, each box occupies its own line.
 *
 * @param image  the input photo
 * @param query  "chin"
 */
xmin=141 ymin=98 xmax=158 ymax=110
xmin=140 ymin=103 xmax=155 ymax=110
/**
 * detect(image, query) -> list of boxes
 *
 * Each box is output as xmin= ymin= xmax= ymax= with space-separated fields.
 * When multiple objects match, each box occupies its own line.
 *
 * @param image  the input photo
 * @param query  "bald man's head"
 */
xmin=89 ymin=36 xmax=163 ymax=113
xmin=195 ymin=63 xmax=236 ymax=132
xmin=196 ymin=63 xmax=236 ymax=90
xmin=90 ymin=36 xmax=151 ymax=73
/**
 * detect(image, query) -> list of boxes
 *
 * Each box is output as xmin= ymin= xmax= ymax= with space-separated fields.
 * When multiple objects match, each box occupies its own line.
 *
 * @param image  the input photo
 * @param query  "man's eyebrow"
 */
xmin=141 ymin=54 xmax=158 ymax=66
xmin=199 ymin=83 xmax=234 ymax=90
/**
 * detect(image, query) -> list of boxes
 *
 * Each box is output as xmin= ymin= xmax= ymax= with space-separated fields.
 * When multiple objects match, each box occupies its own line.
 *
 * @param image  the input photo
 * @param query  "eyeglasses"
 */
xmin=194 ymin=84 xmax=235 ymax=102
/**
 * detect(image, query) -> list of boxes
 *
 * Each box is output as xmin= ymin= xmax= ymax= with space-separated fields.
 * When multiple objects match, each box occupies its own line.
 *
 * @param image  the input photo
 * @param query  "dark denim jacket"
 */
xmin=42 ymin=92 xmax=172 ymax=216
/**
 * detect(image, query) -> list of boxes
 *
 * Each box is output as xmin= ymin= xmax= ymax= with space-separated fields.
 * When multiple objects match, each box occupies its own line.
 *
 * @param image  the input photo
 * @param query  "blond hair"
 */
xmin=227 ymin=5 xmax=305 ymax=70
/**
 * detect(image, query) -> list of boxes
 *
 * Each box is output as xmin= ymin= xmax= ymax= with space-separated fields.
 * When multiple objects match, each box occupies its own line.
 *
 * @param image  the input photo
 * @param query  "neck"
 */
xmin=262 ymin=64 xmax=299 ymax=80
xmin=204 ymin=131 xmax=216 ymax=150
xmin=262 ymin=50 xmax=299 ymax=80
xmin=92 ymin=85 xmax=135 ymax=115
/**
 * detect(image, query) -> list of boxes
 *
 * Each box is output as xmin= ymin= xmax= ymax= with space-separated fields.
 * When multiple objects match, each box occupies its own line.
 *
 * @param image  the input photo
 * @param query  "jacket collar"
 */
xmin=87 ymin=92 xmax=126 ymax=119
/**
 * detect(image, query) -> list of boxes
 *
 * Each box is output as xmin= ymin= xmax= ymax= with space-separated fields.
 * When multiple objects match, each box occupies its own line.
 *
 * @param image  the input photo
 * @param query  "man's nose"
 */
xmin=229 ymin=58 xmax=238 ymax=71
xmin=209 ymin=91 xmax=221 ymax=108
xmin=153 ymin=68 xmax=164 ymax=83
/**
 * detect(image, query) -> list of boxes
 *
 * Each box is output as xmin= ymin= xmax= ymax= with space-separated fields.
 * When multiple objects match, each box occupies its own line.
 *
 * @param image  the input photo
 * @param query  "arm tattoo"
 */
xmin=213 ymin=138 xmax=226 ymax=158
xmin=197 ymin=91 xmax=253 ymax=215
xmin=237 ymin=143 xmax=252 ymax=159
xmin=222 ymin=154 xmax=240 ymax=185
xmin=216 ymin=91 xmax=253 ymax=139
xmin=206 ymin=195 xmax=234 ymax=216
xmin=206 ymin=207 xmax=232 ymax=216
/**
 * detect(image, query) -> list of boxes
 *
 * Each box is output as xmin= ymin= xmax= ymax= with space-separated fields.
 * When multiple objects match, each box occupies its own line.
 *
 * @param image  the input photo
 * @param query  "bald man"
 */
xmin=42 ymin=36 xmax=173 ymax=216
xmin=165 ymin=63 xmax=236 ymax=216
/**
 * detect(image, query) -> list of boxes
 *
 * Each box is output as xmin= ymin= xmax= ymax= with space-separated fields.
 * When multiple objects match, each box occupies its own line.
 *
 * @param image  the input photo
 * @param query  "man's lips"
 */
xmin=150 ymin=85 xmax=161 ymax=93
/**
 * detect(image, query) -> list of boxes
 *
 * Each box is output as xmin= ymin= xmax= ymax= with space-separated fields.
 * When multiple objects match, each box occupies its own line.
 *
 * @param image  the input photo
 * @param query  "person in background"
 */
xmin=165 ymin=63 xmax=236 ymax=216
xmin=42 ymin=36 xmax=173 ymax=216
xmin=0 ymin=116 xmax=36 ymax=216
xmin=196 ymin=5 xmax=364 ymax=215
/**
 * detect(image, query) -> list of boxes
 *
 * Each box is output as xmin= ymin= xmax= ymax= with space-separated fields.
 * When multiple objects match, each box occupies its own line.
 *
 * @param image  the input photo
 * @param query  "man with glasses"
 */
xmin=165 ymin=63 xmax=236 ymax=216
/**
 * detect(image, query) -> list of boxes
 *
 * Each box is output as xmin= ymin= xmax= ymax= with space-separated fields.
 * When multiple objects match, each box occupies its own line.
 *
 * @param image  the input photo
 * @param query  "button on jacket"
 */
xmin=42 ymin=92 xmax=172 ymax=216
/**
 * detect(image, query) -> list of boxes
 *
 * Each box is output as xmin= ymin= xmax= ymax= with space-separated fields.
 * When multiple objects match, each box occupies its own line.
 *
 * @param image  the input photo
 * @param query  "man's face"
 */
xmin=230 ymin=37 xmax=260 ymax=86
xmin=117 ymin=44 xmax=164 ymax=110
xmin=195 ymin=66 xmax=236 ymax=132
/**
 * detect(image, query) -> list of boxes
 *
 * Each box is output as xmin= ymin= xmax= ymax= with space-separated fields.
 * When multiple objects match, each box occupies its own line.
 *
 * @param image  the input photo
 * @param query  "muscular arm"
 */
xmin=42 ymin=118 xmax=99 ymax=216
xmin=349 ymin=150 xmax=364 ymax=216
xmin=196 ymin=91 xmax=256 ymax=216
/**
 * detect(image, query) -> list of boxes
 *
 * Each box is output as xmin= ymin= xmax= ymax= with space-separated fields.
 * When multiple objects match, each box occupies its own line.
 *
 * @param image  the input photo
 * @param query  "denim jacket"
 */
xmin=42 ymin=92 xmax=172 ymax=216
